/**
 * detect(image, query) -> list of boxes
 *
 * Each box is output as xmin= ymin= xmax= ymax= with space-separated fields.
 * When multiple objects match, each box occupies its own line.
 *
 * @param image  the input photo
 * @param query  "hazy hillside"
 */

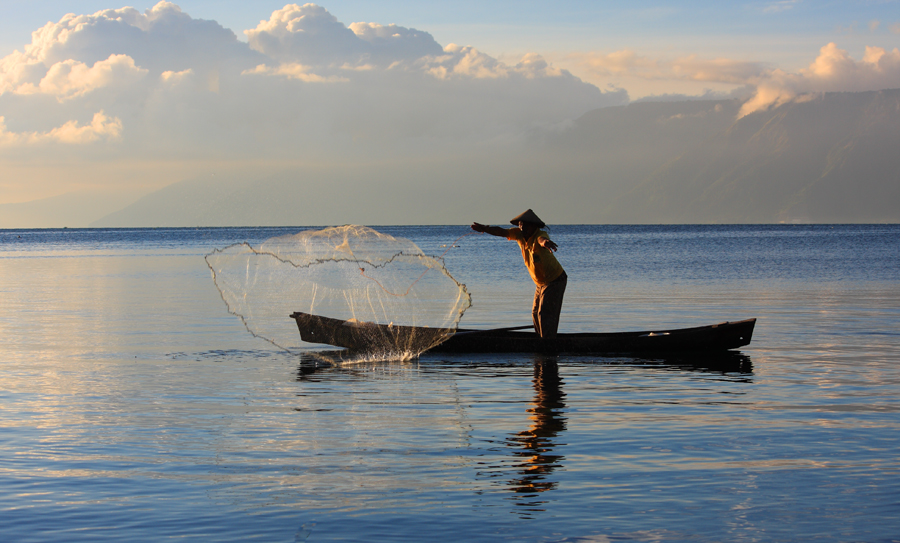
xmin=87 ymin=90 xmax=900 ymax=226
xmin=91 ymin=100 xmax=744 ymax=226
xmin=536 ymin=99 xmax=743 ymax=210
xmin=0 ymin=191 xmax=138 ymax=229
xmin=90 ymin=156 xmax=558 ymax=227
xmin=604 ymin=89 xmax=900 ymax=223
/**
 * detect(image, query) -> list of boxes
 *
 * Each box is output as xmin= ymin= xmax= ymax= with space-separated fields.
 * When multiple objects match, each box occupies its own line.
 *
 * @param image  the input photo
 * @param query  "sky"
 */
xmin=1 ymin=1 xmax=899 ymax=221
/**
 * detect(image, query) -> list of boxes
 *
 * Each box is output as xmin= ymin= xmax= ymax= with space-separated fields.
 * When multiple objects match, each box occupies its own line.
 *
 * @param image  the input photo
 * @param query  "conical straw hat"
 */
xmin=509 ymin=209 xmax=546 ymax=228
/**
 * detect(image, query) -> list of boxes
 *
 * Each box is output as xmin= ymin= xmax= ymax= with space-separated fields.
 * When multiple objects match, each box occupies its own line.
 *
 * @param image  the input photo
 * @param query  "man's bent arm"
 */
xmin=538 ymin=236 xmax=558 ymax=252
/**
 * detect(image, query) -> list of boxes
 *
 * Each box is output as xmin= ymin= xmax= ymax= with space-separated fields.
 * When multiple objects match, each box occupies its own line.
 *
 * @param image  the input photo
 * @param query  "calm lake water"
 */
xmin=1 ymin=225 xmax=899 ymax=542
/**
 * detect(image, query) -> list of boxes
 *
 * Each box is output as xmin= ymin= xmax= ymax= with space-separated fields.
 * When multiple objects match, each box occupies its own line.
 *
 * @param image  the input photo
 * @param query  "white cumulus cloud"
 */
xmin=245 ymin=4 xmax=363 ymax=64
xmin=423 ymin=45 xmax=510 ymax=80
xmin=14 ymin=54 xmax=148 ymax=101
xmin=0 ymin=1 xmax=258 ymax=87
xmin=0 ymin=111 xmax=122 ymax=146
xmin=0 ymin=2 xmax=623 ymax=167
xmin=245 ymin=4 xmax=444 ymax=67
xmin=740 ymin=43 xmax=900 ymax=116
xmin=566 ymin=42 xmax=900 ymax=117
xmin=242 ymin=62 xmax=349 ymax=83
xmin=160 ymin=68 xmax=193 ymax=84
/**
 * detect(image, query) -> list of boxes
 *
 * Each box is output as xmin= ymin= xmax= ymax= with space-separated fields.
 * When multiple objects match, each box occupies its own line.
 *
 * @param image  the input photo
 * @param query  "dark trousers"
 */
xmin=532 ymin=271 xmax=567 ymax=339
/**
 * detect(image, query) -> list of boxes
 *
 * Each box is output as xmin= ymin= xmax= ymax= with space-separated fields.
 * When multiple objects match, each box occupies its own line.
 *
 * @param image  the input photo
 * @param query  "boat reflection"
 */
xmin=298 ymin=347 xmax=753 ymax=372
xmin=295 ymin=349 xmax=753 ymax=381
xmin=625 ymin=350 xmax=753 ymax=375
xmin=503 ymin=356 xmax=567 ymax=513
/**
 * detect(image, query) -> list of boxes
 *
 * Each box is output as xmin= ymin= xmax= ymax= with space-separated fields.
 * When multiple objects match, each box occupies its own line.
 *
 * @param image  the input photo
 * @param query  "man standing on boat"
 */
xmin=471 ymin=209 xmax=567 ymax=339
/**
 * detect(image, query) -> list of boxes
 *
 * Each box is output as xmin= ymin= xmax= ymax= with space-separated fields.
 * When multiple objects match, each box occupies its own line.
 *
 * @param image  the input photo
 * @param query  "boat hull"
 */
xmin=289 ymin=312 xmax=756 ymax=355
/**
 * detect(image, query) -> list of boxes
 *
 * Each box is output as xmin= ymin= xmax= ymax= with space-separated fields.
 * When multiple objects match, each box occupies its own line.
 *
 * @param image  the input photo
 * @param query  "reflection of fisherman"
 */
xmin=509 ymin=357 xmax=567 ymax=499
xmin=471 ymin=209 xmax=567 ymax=339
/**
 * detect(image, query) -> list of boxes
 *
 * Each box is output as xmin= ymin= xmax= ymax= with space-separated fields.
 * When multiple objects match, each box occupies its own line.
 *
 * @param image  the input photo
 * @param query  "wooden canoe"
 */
xmin=289 ymin=312 xmax=756 ymax=355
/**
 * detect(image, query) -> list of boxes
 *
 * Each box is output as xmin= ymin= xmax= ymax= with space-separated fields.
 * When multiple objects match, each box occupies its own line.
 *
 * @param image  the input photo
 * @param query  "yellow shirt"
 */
xmin=507 ymin=227 xmax=564 ymax=286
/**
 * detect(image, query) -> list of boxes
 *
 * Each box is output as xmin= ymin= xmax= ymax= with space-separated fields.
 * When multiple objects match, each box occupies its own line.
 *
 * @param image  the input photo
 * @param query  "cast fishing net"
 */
xmin=205 ymin=225 xmax=471 ymax=359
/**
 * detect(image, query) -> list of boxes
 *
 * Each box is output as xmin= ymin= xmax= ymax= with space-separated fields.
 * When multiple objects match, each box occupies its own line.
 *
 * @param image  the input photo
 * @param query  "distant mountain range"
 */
xmin=599 ymin=89 xmax=900 ymax=223
xmin=0 ymin=190 xmax=138 ymax=229
xmin=21 ymin=88 xmax=899 ymax=227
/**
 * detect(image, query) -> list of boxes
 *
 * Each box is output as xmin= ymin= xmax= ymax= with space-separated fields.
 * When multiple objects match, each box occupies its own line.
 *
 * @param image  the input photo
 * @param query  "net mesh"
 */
xmin=205 ymin=225 xmax=471 ymax=359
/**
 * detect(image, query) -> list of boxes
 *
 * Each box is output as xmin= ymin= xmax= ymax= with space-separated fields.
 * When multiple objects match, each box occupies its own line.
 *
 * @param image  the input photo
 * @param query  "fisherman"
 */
xmin=471 ymin=209 xmax=567 ymax=339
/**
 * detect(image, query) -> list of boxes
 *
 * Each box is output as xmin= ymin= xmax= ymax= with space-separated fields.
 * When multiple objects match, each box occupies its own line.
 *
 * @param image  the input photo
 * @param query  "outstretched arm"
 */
xmin=471 ymin=222 xmax=510 ymax=237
